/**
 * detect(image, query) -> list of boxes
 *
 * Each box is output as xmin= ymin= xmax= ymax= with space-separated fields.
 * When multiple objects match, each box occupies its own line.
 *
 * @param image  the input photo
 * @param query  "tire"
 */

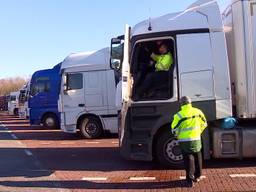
xmin=79 ymin=117 xmax=103 ymax=139
xmin=13 ymin=108 xmax=19 ymax=116
xmin=42 ymin=114 xmax=59 ymax=129
xmin=155 ymin=129 xmax=183 ymax=168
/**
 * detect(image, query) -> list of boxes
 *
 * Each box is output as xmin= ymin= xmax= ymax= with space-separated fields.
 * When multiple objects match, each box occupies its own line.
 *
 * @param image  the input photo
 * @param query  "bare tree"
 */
xmin=0 ymin=77 xmax=29 ymax=95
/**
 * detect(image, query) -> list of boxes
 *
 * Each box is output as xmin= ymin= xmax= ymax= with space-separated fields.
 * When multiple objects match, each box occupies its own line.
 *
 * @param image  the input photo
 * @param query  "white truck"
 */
xmin=18 ymin=82 xmax=30 ymax=119
xmin=58 ymin=48 xmax=118 ymax=139
xmin=110 ymin=0 xmax=256 ymax=167
xmin=8 ymin=91 xmax=20 ymax=115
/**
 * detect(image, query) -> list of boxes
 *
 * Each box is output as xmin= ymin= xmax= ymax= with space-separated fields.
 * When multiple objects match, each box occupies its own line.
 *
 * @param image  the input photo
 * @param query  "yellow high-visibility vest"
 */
xmin=151 ymin=52 xmax=173 ymax=71
xmin=171 ymin=104 xmax=207 ymax=142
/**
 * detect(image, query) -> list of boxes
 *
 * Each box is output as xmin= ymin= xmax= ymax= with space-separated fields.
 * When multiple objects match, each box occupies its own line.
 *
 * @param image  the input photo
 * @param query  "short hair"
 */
xmin=180 ymin=96 xmax=192 ymax=106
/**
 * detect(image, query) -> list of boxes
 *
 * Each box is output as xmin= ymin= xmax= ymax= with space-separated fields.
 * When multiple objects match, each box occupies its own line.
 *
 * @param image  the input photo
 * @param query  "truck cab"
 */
xmin=29 ymin=63 xmax=61 ymax=129
xmin=58 ymin=48 xmax=118 ymax=139
xmin=18 ymin=81 xmax=30 ymax=119
xmin=111 ymin=0 xmax=233 ymax=167
xmin=8 ymin=91 xmax=20 ymax=115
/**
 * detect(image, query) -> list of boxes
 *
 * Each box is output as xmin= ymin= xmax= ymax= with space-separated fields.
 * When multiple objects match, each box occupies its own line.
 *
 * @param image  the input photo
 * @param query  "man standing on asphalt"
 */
xmin=171 ymin=96 xmax=207 ymax=187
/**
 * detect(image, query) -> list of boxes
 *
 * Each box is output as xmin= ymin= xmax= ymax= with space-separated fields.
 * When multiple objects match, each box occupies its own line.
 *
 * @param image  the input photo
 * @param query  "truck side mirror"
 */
xmin=110 ymin=36 xmax=124 ymax=71
xmin=110 ymin=59 xmax=121 ymax=70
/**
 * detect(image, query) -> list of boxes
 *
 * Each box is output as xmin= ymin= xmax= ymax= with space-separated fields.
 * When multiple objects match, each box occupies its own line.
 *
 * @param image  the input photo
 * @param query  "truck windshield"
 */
xmin=19 ymin=91 xmax=26 ymax=102
xmin=10 ymin=96 xmax=16 ymax=101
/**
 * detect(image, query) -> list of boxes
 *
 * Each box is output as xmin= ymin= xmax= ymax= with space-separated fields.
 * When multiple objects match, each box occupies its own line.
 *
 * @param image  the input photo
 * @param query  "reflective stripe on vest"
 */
xmin=177 ymin=112 xmax=182 ymax=119
xmin=179 ymin=126 xmax=200 ymax=133
xmin=178 ymin=137 xmax=201 ymax=142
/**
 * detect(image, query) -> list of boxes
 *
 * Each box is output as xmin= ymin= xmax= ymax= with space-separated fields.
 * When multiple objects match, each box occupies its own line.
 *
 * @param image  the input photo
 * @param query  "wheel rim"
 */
xmin=164 ymin=138 xmax=183 ymax=162
xmin=85 ymin=122 xmax=98 ymax=135
xmin=45 ymin=117 xmax=55 ymax=127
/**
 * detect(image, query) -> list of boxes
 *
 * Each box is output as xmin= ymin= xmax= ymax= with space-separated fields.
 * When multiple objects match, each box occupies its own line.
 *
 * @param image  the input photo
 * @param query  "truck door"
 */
xmin=249 ymin=1 xmax=256 ymax=116
xmin=62 ymin=72 xmax=85 ymax=125
xmin=120 ymin=24 xmax=131 ymax=144
xmin=47 ymin=74 xmax=60 ymax=109
xmin=176 ymin=33 xmax=215 ymax=102
xmin=84 ymin=71 xmax=107 ymax=111
xmin=29 ymin=80 xmax=49 ymax=108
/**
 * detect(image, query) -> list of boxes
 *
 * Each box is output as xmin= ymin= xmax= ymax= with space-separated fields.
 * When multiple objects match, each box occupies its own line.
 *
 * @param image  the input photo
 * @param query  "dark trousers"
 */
xmin=182 ymin=151 xmax=202 ymax=181
xmin=137 ymin=71 xmax=168 ymax=97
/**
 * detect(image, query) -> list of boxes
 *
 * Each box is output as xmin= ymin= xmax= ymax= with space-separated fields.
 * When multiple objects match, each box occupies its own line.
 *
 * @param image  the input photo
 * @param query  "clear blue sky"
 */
xmin=0 ymin=0 xmax=229 ymax=78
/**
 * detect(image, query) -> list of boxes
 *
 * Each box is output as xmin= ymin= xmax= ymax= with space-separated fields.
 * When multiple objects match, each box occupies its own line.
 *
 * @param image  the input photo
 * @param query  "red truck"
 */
xmin=0 ymin=96 xmax=8 ymax=111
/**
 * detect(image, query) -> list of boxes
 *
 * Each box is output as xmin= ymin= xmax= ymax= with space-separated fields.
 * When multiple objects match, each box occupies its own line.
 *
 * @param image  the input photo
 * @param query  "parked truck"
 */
xmin=18 ymin=81 xmax=30 ymax=119
xmin=29 ymin=63 xmax=61 ymax=129
xmin=8 ymin=91 xmax=20 ymax=115
xmin=58 ymin=48 xmax=118 ymax=139
xmin=110 ymin=0 xmax=256 ymax=167
xmin=0 ymin=96 xmax=8 ymax=111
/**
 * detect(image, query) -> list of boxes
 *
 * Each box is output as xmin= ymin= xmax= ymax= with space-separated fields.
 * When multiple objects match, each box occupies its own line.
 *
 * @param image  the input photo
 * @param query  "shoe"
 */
xmin=193 ymin=177 xmax=200 ymax=183
xmin=185 ymin=180 xmax=194 ymax=188
xmin=193 ymin=176 xmax=202 ymax=183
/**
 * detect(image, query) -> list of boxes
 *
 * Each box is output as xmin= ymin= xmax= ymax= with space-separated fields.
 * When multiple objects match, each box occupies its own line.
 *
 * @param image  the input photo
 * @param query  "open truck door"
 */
xmin=119 ymin=25 xmax=131 ymax=146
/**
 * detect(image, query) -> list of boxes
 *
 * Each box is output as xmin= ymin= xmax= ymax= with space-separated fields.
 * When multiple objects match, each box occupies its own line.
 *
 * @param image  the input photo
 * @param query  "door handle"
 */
xmin=78 ymin=104 xmax=85 ymax=107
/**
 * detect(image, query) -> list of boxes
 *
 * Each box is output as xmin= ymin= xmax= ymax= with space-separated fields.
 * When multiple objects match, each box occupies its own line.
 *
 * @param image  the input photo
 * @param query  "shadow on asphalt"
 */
xmin=1 ymin=126 xmax=118 ymax=140
xmin=0 ymin=147 xmax=162 ymax=172
xmin=0 ymin=170 xmax=53 ymax=178
xmin=0 ymin=180 xmax=189 ymax=190
xmin=0 ymin=147 xmax=255 ymax=174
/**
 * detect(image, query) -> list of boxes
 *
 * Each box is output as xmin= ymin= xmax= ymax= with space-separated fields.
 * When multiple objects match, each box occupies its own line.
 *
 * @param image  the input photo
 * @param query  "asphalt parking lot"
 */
xmin=0 ymin=111 xmax=256 ymax=192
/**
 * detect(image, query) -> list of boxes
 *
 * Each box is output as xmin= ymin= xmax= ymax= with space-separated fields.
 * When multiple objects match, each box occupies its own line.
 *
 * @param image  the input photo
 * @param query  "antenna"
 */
xmin=148 ymin=17 xmax=152 ymax=31
xmin=148 ymin=2 xmax=152 ymax=31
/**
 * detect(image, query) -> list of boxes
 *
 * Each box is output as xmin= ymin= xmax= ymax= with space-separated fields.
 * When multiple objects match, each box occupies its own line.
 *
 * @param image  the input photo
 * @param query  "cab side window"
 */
xmin=31 ymin=80 xmax=50 ymax=95
xmin=131 ymin=39 xmax=176 ymax=101
xmin=67 ymin=73 xmax=83 ymax=90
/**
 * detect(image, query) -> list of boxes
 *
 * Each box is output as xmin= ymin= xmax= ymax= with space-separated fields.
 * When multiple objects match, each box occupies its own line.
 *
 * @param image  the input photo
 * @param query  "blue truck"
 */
xmin=29 ymin=63 xmax=61 ymax=129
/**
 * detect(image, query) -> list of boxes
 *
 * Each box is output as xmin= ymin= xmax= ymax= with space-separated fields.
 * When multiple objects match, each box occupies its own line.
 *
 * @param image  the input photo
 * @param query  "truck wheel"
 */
xmin=79 ymin=117 xmax=102 ymax=139
xmin=13 ymin=108 xmax=19 ymax=116
xmin=155 ymin=129 xmax=183 ymax=168
xmin=42 ymin=114 xmax=59 ymax=129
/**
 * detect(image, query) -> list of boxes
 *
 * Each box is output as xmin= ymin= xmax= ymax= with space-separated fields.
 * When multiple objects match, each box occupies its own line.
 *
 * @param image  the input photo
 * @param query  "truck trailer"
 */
xmin=110 ymin=0 xmax=256 ymax=167
xmin=29 ymin=63 xmax=61 ymax=129
xmin=58 ymin=48 xmax=118 ymax=139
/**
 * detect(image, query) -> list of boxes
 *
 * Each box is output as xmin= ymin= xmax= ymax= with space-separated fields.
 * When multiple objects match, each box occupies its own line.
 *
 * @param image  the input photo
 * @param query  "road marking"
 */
xmin=179 ymin=175 xmax=206 ymax=180
xmin=0 ymin=130 xmax=11 ymax=133
xmin=0 ymin=123 xmax=6 ymax=127
xmin=17 ymin=141 xmax=24 ymax=145
xmin=129 ymin=177 xmax=156 ymax=181
xmin=82 ymin=177 xmax=107 ymax=181
xmin=85 ymin=142 xmax=100 ymax=144
xmin=230 ymin=174 xmax=256 ymax=178
xmin=42 ymin=142 xmax=51 ymax=145
xmin=11 ymin=134 xmax=18 ymax=139
xmin=61 ymin=142 xmax=75 ymax=145
xmin=24 ymin=149 xmax=33 ymax=156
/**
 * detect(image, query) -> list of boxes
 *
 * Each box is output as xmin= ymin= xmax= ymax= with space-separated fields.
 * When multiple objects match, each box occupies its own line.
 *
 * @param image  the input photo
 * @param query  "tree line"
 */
xmin=0 ymin=77 xmax=28 ymax=96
